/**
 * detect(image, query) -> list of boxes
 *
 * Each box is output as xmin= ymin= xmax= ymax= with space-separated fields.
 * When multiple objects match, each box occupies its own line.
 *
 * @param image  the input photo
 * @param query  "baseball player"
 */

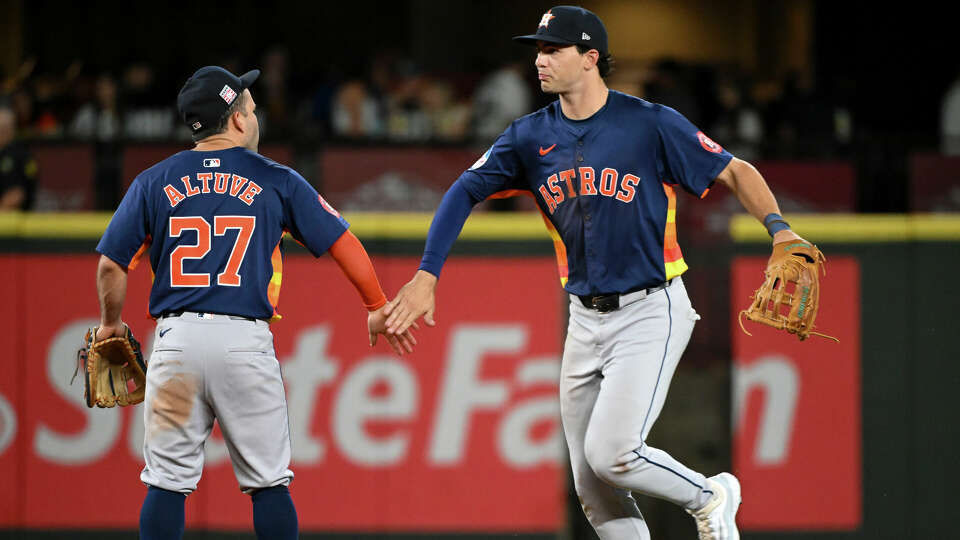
xmin=93 ymin=66 xmax=416 ymax=540
xmin=384 ymin=6 xmax=811 ymax=540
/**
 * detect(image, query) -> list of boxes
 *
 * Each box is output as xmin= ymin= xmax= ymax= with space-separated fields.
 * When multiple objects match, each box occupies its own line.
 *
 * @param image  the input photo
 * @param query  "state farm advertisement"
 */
xmin=0 ymin=255 xmax=566 ymax=532
xmin=731 ymin=256 xmax=861 ymax=530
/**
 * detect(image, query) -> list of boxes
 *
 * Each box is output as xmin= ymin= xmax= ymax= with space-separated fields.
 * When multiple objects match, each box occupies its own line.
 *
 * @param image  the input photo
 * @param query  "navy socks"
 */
xmin=252 ymin=485 xmax=299 ymax=540
xmin=139 ymin=486 xmax=186 ymax=540
xmin=139 ymin=484 xmax=297 ymax=539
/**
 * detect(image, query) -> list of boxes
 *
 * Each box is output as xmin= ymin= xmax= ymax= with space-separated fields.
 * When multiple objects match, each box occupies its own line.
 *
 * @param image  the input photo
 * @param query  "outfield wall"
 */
xmin=0 ymin=213 xmax=956 ymax=540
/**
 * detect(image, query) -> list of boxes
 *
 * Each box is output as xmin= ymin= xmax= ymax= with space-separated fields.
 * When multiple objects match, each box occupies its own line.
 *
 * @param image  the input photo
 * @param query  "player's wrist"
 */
xmin=414 ymin=269 xmax=439 ymax=285
xmin=365 ymin=296 xmax=388 ymax=312
xmin=772 ymin=229 xmax=801 ymax=244
xmin=763 ymin=213 xmax=791 ymax=237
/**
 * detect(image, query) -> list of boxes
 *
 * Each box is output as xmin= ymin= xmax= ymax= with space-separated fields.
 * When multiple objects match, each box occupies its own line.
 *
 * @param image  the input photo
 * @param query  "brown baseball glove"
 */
xmin=739 ymin=240 xmax=838 ymax=342
xmin=74 ymin=324 xmax=147 ymax=407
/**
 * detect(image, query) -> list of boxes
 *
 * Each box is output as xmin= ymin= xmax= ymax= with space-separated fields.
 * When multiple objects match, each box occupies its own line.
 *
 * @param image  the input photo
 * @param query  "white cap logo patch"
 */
xmin=582 ymin=32 xmax=591 ymax=40
xmin=539 ymin=11 xmax=555 ymax=28
xmin=219 ymin=84 xmax=237 ymax=105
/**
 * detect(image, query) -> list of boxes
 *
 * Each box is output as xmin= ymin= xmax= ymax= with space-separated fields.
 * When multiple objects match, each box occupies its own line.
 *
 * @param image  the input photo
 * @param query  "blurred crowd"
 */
xmin=0 ymin=51 xmax=854 ymax=150
xmin=0 ymin=49 xmax=867 ymax=211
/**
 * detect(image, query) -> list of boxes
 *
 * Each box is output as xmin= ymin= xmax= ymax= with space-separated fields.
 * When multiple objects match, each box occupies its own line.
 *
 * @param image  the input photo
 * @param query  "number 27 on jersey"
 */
xmin=169 ymin=215 xmax=255 ymax=288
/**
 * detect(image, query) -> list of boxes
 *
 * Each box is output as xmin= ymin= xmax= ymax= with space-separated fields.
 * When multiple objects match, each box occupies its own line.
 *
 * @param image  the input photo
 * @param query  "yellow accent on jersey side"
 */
xmin=664 ymin=259 xmax=688 ymax=280
xmin=267 ymin=242 xmax=284 ymax=322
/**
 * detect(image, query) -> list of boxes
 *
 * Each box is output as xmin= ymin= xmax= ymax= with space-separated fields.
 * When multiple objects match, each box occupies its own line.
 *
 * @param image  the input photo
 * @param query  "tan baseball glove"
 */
xmin=74 ymin=324 xmax=147 ymax=407
xmin=739 ymin=240 xmax=838 ymax=342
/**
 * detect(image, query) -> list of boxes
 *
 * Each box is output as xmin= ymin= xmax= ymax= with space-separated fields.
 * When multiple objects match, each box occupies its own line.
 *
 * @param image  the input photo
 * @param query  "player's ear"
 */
xmin=583 ymin=49 xmax=599 ymax=71
xmin=230 ymin=108 xmax=245 ymax=134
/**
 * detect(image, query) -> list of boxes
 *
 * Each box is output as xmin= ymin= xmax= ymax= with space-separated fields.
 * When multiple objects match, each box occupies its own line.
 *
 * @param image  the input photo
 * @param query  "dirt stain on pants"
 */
xmin=148 ymin=373 xmax=198 ymax=437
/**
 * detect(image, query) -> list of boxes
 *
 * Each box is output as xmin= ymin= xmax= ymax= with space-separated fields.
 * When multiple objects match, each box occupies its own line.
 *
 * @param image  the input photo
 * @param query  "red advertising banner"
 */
xmin=731 ymin=256 xmax=861 ymax=530
xmin=0 ymin=254 xmax=565 ymax=532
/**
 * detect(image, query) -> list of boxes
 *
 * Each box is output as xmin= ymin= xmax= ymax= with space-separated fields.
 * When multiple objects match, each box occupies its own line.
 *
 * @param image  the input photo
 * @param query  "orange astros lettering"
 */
xmin=536 ymin=167 xmax=642 ymax=214
xmin=239 ymin=181 xmax=263 ymax=206
xmin=599 ymin=168 xmax=618 ymax=196
xmin=180 ymin=175 xmax=201 ymax=197
xmin=616 ymin=174 xmax=640 ymax=203
xmin=164 ymin=184 xmax=186 ymax=207
xmin=538 ymin=185 xmax=558 ymax=214
xmin=579 ymin=167 xmax=597 ymax=195
xmin=546 ymin=174 xmax=565 ymax=205
xmin=213 ymin=172 xmax=230 ymax=194
xmin=559 ymin=169 xmax=577 ymax=198
xmin=197 ymin=172 xmax=213 ymax=193
xmin=229 ymin=174 xmax=249 ymax=197
xmin=163 ymin=173 xmax=263 ymax=208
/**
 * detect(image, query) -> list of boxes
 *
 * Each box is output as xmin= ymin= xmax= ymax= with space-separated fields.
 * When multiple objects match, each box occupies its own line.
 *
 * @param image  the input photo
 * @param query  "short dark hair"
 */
xmin=192 ymin=91 xmax=247 ymax=142
xmin=576 ymin=45 xmax=614 ymax=79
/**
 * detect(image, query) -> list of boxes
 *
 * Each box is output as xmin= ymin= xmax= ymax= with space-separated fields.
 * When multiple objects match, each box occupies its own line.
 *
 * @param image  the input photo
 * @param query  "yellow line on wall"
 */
xmin=4 ymin=212 xmax=957 ymax=243
xmin=730 ymin=214 xmax=960 ymax=242
xmin=0 ymin=212 xmax=552 ymax=240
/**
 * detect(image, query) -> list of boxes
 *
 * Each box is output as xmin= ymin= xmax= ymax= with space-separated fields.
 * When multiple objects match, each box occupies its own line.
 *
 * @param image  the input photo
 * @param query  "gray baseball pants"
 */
xmin=140 ymin=312 xmax=294 ymax=494
xmin=560 ymin=277 xmax=714 ymax=539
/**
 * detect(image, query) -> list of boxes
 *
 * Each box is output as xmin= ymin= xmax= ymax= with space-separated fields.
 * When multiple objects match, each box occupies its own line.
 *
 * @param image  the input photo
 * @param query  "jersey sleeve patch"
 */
xmin=697 ymin=131 xmax=724 ymax=153
xmin=318 ymin=194 xmax=341 ymax=217
xmin=469 ymin=148 xmax=492 ymax=170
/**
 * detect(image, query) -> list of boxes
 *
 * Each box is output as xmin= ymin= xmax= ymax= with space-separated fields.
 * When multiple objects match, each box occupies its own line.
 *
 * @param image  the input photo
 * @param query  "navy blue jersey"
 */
xmin=97 ymin=146 xmax=348 ymax=320
xmin=457 ymin=90 xmax=732 ymax=295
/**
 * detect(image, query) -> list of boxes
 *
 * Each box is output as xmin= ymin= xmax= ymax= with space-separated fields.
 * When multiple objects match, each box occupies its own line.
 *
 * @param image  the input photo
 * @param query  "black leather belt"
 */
xmin=578 ymin=279 xmax=674 ymax=313
xmin=161 ymin=311 xmax=259 ymax=322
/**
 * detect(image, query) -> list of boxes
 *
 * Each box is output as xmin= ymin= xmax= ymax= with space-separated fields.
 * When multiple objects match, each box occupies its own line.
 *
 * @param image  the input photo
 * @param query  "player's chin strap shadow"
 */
xmin=737 ymin=310 xmax=840 ymax=342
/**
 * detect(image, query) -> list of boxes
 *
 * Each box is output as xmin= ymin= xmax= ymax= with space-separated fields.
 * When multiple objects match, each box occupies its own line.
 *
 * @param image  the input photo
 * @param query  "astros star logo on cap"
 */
xmin=539 ymin=10 xmax=555 ymax=28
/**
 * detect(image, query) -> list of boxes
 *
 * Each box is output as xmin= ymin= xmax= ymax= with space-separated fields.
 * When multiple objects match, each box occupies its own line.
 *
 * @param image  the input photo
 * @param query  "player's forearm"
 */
xmin=96 ymin=255 xmax=128 ymax=327
xmin=418 ymin=179 xmax=479 ymax=277
xmin=328 ymin=230 xmax=388 ymax=311
xmin=720 ymin=158 xmax=782 ymax=222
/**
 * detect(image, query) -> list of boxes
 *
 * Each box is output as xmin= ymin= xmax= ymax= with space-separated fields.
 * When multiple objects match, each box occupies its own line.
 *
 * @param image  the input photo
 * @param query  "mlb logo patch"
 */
xmin=203 ymin=158 xmax=221 ymax=168
xmin=219 ymin=85 xmax=237 ymax=105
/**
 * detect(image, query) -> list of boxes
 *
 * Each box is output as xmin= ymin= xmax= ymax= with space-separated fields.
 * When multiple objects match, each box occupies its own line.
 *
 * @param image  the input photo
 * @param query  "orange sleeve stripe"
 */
xmin=328 ymin=230 xmax=387 ymax=311
xmin=700 ymin=187 xmax=711 ymax=199
xmin=128 ymin=236 xmax=152 ymax=270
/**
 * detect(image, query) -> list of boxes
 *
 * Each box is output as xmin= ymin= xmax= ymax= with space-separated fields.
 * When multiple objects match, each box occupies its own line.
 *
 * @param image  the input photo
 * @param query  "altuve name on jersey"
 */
xmin=538 ymin=167 xmax=639 ymax=214
xmin=164 ymin=172 xmax=263 ymax=208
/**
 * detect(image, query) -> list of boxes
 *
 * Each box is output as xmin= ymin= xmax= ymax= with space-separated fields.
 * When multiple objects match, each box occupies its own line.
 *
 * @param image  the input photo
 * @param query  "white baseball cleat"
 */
xmin=686 ymin=472 xmax=742 ymax=540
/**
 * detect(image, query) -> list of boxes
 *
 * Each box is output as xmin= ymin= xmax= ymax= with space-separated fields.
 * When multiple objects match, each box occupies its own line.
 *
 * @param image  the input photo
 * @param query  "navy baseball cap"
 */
xmin=177 ymin=66 xmax=260 ymax=133
xmin=513 ymin=6 xmax=608 ymax=55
